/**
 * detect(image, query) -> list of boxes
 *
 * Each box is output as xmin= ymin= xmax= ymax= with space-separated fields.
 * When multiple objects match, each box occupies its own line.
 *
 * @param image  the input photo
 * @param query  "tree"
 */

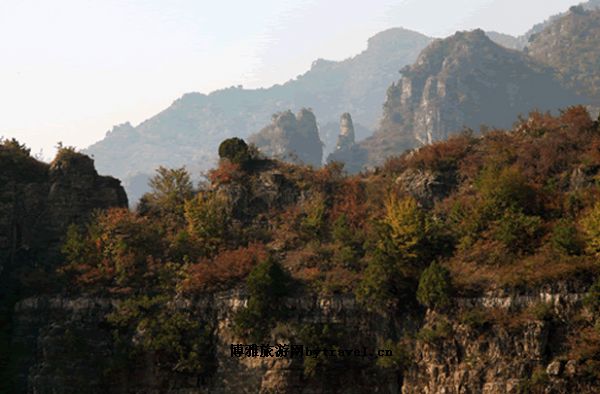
xmin=380 ymin=195 xmax=429 ymax=265
xmin=580 ymin=202 xmax=600 ymax=256
xmin=140 ymin=167 xmax=194 ymax=231
xmin=416 ymin=261 xmax=452 ymax=310
xmin=218 ymin=138 xmax=251 ymax=166
xmin=184 ymin=192 xmax=230 ymax=257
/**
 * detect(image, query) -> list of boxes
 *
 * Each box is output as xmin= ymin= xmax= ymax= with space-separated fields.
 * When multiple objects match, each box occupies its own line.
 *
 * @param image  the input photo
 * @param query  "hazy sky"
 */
xmin=0 ymin=0 xmax=581 ymax=159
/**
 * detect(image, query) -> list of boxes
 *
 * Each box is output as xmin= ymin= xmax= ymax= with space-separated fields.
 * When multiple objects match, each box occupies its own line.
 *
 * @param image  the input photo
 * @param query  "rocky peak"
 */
xmin=360 ymin=29 xmax=583 ymax=167
xmin=335 ymin=113 xmax=355 ymax=151
xmin=526 ymin=7 xmax=600 ymax=101
xmin=249 ymin=108 xmax=323 ymax=167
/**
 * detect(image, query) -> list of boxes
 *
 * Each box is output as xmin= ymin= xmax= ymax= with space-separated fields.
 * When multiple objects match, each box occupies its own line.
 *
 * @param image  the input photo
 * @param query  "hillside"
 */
xmin=84 ymin=28 xmax=432 ymax=203
xmin=359 ymin=29 xmax=583 ymax=168
xmin=3 ymin=108 xmax=600 ymax=392
xmin=485 ymin=0 xmax=600 ymax=50
xmin=527 ymin=6 xmax=600 ymax=101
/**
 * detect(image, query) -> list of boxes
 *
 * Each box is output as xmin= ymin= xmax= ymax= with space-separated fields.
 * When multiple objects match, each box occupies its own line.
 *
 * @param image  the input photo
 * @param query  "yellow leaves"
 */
xmin=580 ymin=201 xmax=600 ymax=256
xmin=381 ymin=194 xmax=427 ymax=260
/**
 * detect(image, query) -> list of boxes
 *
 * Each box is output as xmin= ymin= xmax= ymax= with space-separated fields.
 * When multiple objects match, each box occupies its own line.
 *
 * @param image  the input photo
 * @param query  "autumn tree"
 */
xmin=138 ymin=166 xmax=194 ymax=232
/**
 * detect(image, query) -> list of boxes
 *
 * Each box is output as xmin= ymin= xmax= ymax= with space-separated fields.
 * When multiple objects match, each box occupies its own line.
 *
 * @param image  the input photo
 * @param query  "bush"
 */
xmin=416 ymin=317 xmax=452 ymax=344
xmin=491 ymin=209 xmax=542 ymax=254
xmin=580 ymin=202 xmax=600 ymax=256
xmin=107 ymin=294 xmax=214 ymax=374
xmin=218 ymin=138 xmax=251 ymax=166
xmin=584 ymin=277 xmax=600 ymax=313
xmin=181 ymin=243 xmax=268 ymax=293
xmin=184 ymin=192 xmax=230 ymax=257
xmin=416 ymin=262 xmax=452 ymax=310
xmin=376 ymin=339 xmax=412 ymax=370
xmin=550 ymin=219 xmax=582 ymax=255
xmin=233 ymin=257 xmax=291 ymax=341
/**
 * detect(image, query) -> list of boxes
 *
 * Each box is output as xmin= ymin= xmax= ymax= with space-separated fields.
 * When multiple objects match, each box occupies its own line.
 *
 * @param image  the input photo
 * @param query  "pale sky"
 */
xmin=0 ymin=0 xmax=581 ymax=160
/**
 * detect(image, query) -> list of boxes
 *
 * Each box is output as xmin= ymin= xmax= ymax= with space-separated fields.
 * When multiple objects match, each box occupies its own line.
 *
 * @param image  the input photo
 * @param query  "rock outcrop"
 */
xmin=526 ymin=7 xmax=600 ymax=101
xmin=335 ymin=113 xmax=356 ymax=151
xmin=10 ymin=281 xmax=598 ymax=393
xmin=327 ymin=113 xmax=368 ymax=173
xmin=249 ymin=109 xmax=323 ymax=167
xmin=360 ymin=29 xmax=584 ymax=168
xmin=0 ymin=146 xmax=128 ymax=275
xmin=84 ymin=28 xmax=433 ymax=201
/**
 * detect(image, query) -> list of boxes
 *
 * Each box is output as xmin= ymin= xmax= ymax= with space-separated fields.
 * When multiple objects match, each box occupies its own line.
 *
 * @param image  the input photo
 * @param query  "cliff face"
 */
xmin=360 ymin=29 xmax=583 ymax=167
xmin=527 ymin=7 xmax=600 ymax=101
xmin=11 ymin=281 xmax=597 ymax=393
xmin=0 ymin=146 xmax=128 ymax=278
xmin=249 ymin=109 xmax=323 ymax=167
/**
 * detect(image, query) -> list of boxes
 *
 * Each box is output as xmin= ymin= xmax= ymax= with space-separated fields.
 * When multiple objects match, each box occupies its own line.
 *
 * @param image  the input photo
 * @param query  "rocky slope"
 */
xmin=10 ymin=281 xmax=598 ymax=393
xmin=526 ymin=6 xmax=600 ymax=101
xmin=249 ymin=109 xmax=323 ymax=167
xmin=84 ymin=28 xmax=432 ymax=202
xmin=359 ymin=29 xmax=583 ymax=168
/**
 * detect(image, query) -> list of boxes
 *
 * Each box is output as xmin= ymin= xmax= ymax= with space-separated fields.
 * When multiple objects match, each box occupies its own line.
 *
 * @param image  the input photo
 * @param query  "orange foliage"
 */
xmin=406 ymin=131 xmax=476 ymax=172
xmin=182 ymin=243 xmax=268 ymax=293
xmin=208 ymin=160 xmax=242 ymax=185
xmin=330 ymin=177 xmax=368 ymax=229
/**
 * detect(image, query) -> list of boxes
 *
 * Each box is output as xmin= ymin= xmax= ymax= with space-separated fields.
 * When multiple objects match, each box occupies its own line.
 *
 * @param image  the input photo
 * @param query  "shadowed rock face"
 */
xmin=11 ymin=282 xmax=598 ymax=393
xmin=360 ymin=29 xmax=584 ymax=168
xmin=0 ymin=149 xmax=128 ymax=275
xmin=249 ymin=108 xmax=323 ymax=167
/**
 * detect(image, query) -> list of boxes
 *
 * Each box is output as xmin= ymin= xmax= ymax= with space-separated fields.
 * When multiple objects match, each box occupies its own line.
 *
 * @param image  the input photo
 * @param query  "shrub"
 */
xmin=416 ymin=262 xmax=452 ymax=310
xmin=580 ymin=202 xmax=600 ymax=256
xmin=107 ymin=295 xmax=214 ymax=374
xmin=550 ymin=219 xmax=582 ymax=255
xmin=477 ymin=166 xmax=537 ymax=214
xmin=380 ymin=195 xmax=429 ymax=265
xmin=184 ymin=192 xmax=230 ymax=257
xmin=299 ymin=193 xmax=327 ymax=241
xmin=376 ymin=338 xmax=412 ymax=370
xmin=491 ymin=209 xmax=542 ymax=254
xmin=460 ymin=308 xmax=492 ymax=330
xmin=416 ymin=317 xmax=452 ymax=344
xmin=234 ymin=257 xmax=291 ymax=341
xmin=140 ymin=166 xmax=194 ymax=231
xmin=218 ymin=138 xmax=251 ymax=166
xmin=584 ymin=277 xmax=600 ymax=313
xmin=181 ymin=243 xmax=268 ymax=293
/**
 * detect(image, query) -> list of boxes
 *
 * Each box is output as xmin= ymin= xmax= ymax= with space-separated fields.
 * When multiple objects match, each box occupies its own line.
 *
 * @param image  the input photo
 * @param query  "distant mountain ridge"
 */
xmin=85 ymin=28 xmax=432 ymax=202
xmin=358 ymin=29 xmax=584 ymax=168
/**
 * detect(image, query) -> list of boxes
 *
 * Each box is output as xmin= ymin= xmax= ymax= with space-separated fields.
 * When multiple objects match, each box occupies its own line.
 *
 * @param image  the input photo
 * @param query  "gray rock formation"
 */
xmin=360 ymin=29 xmax=584 ymax=168
xmin=327 ymin=113 xmax=368 ymax=173
xmin=335 ymin=113 xmax=356 ymax=151
xmin=84 ymin=28 xmax=433 ymax=202
xmin=249 ymin=109 xmax=323 ymax=167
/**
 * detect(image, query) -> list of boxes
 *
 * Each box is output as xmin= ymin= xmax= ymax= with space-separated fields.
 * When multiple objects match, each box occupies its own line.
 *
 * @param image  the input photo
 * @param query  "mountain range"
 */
xmin=85 ymin=1 xmax=600 ymax=202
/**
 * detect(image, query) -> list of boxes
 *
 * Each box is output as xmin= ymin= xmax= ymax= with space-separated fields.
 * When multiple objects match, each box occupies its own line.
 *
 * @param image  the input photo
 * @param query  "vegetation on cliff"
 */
xmin=38 ymin=107 xmax=599 ymax=385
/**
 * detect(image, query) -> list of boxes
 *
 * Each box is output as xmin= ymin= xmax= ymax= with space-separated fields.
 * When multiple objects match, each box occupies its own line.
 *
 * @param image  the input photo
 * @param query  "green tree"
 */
xmin=581 ymin=202 xmax=600 ymax=256
xmin=234 ymin=257 xmax=290 ymax=341
xmin=416 ymin=261 xmax=452 ymax=310
xmin=140 ymin=166 xmax=194 ymax=231
xmin=184 ymin=192 xmax=230 ymax=257
xmin=218 ymin=138 xmax=251 ymax=166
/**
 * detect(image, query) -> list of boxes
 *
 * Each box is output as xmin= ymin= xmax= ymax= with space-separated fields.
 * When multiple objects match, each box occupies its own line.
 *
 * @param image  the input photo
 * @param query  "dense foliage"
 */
xmin=49 ymin=107 xmax=600 ymax=381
